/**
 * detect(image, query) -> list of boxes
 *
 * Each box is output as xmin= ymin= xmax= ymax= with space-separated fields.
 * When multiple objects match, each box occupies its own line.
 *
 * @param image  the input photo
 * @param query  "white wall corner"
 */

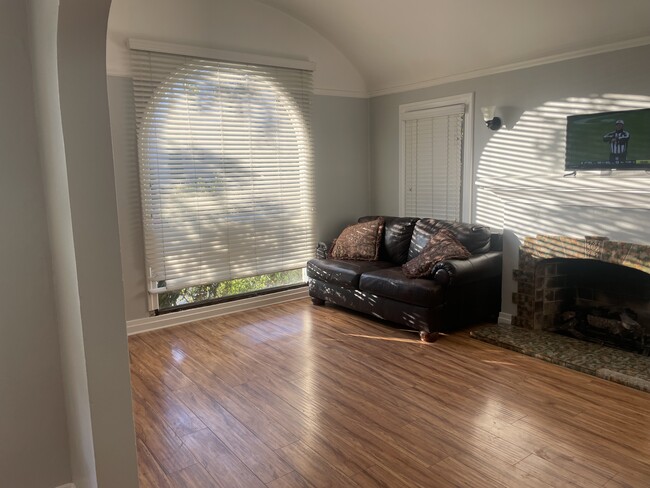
xmin=498 ymin=312 xmax=512 ymax=326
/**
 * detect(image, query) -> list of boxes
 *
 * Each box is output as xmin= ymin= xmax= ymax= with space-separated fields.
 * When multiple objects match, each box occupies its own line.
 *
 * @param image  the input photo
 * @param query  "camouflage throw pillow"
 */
xmin=402 ymin=229 xmax=471 ymax=278
xmin=329 ymin=218 xmax=385 ymax=261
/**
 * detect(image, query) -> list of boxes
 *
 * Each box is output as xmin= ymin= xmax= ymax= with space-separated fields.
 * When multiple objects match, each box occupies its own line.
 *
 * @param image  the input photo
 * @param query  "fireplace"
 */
xmin=512 ymin=235 xmax=650 ymax=355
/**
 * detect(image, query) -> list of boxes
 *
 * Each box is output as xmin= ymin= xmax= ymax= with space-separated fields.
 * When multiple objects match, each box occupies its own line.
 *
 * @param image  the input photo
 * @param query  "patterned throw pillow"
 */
xmin=329 ymin=218 xmax=385 ymax=261
xmin=402 ymin=229 xmax=471 ymax=278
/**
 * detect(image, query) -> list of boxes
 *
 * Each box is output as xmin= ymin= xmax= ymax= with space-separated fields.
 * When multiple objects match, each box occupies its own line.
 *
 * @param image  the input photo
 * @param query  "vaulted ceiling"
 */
xmin=257 ymin=0 xmax=650 ymax=95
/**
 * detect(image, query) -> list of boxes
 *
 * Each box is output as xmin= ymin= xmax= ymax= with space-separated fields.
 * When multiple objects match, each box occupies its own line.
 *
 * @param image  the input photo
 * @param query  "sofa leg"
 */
xmin=311 ymin=297 xmax=325 ymax=306
xmin=419 ymin=331 xmax=439 ymax=343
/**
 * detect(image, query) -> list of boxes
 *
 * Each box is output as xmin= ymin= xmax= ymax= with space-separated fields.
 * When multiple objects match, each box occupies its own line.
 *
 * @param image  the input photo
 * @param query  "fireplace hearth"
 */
xmin=471 ymin=324 xmax=650 ymax=392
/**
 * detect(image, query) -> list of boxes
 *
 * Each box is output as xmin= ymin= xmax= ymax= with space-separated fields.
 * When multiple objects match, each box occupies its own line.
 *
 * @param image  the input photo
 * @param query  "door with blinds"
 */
xmin=399 ymin=100 xmax=470 ymax=221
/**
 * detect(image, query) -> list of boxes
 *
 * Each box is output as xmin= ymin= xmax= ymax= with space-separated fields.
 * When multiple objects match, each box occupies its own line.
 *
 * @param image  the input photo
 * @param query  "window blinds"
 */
xmin=403 ymin=105 xmax=464 ymax=220
xmin=131 ymin=48 xmax=315 ymax=294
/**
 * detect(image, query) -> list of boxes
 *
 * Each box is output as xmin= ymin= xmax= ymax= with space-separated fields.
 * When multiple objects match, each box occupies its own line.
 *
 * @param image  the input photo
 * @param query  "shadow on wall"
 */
xmin=475 ymin=93 xmax=650 ymax=245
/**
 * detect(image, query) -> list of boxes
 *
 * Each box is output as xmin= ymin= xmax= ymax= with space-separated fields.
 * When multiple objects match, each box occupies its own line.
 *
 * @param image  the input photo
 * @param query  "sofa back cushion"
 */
xmin=407 ymin=219 xmax=491 ymax=260
xmin=359 ymin=216 xmax=418 ymax=264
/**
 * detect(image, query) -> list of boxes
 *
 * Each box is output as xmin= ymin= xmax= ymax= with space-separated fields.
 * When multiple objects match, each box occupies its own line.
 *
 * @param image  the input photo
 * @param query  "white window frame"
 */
xmin=130 ymin=40 xmax=315 ymax=311
xmin=398 ymin=93 xmax=474 ymax=222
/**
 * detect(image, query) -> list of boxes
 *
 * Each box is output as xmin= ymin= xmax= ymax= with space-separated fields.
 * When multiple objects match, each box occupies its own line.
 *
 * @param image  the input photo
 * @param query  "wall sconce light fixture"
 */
xmin=481 ymin=106 xmax=502 ymax=131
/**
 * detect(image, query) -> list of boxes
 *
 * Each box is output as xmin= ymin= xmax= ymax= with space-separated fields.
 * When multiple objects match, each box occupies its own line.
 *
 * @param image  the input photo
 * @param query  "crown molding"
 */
xmin=369 ymin=35 xmax=650 ymax=98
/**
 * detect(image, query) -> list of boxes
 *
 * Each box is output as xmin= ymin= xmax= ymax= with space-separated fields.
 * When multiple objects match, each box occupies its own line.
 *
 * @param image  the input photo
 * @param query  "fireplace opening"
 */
xmin=535 ymin=259 xmax=650 ymax=355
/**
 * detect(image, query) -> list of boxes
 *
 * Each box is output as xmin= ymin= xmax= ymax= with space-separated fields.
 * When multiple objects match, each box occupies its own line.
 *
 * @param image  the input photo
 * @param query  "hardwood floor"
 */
xmin=128 ymin=298 xmax=650 ymax=487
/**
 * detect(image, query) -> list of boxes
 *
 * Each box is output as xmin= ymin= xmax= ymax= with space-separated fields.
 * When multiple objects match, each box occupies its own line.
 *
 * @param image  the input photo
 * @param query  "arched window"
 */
xmin=131 ymin=48 xmax=314 ymax=309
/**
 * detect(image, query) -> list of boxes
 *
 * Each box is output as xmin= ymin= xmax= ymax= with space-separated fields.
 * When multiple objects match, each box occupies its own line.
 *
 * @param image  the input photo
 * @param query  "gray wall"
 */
xmin=108 ymin=75 xmax=370 ymax=320
xmin=0 ymin=1 xmax=71 ymax=486
xmin=312 ymin=96 xmax=371 ymax=241
xmin=369 ymin=44 xmax=650 ymax=317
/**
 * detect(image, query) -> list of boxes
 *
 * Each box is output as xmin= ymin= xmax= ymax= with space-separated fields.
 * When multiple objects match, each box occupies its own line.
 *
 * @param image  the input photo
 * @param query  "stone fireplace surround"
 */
xmin=466 ymin=234 xmax=650 ymax=392
xmin=512 ymin=235 xmax=650 ymax=333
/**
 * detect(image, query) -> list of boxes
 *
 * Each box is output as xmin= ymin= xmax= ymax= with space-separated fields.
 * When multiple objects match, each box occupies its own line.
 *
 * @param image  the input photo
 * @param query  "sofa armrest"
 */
xmin=316 ymin=241 xmax=330 ymax=260
xmin=432 ymin=251 xmax=502 ymax=286
xmin=490 ymin=232 xmax=503 ymax=252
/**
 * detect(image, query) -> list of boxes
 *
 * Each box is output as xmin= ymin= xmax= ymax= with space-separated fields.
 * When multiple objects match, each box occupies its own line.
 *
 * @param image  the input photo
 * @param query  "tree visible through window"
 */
xmin=131 ymin=48 xmax=315 ymax=311
xmin=159 ymin=269 xmax=305 ymax=309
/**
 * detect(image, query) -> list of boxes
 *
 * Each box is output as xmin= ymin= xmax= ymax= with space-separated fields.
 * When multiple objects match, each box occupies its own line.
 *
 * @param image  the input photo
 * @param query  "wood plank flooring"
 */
xmin=128 ymin=298 xmax=650 ymax=487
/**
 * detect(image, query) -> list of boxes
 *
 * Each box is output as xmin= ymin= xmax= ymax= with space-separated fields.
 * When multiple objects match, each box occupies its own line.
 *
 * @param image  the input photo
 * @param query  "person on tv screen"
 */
xmin=603 ymin=119 xmax=630 ymax=162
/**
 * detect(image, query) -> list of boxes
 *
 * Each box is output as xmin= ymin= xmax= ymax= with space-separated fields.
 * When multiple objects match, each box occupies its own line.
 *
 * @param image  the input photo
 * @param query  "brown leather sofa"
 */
xmin=307 ymin=216 xmax=502 ymax=341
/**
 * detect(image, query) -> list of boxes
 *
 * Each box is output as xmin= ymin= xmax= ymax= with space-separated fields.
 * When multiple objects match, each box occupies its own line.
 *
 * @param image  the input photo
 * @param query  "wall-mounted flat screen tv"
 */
xmin=565 ymin=108 xmax=650 ymax=171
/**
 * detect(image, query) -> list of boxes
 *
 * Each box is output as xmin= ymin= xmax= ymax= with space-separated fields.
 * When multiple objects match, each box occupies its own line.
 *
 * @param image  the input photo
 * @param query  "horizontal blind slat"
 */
xmin=403 ymin=111 xmax=464 ymax=219
xmin=132 ymin=48 xmax=314 ymax=296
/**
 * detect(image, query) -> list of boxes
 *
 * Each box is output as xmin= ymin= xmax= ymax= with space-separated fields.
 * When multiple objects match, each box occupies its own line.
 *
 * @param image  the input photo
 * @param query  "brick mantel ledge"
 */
xmin=522 ymin=235 xmax=650 ymax=275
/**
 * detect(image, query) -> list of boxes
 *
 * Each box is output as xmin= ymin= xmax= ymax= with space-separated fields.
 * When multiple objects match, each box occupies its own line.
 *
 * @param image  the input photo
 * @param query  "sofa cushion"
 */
xmin=358 ymin=267 xmax=444 ymax=307
xmin=359 ymin=216 xmax=419 ymax=264
xmin=402 ymin=229 xmax=471 ymax=278
xmin=408 ymin=219 xmax=491 ymax=260
xmin=330 ymin=217 xmax=384 ymax=261
xmin=307 ymin=259 xmax=394 ymax=289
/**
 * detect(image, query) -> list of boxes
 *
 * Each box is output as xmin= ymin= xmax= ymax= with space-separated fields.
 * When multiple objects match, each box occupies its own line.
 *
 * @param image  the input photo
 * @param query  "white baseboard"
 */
xmin=498 ymin=312 xmax=513 ymax=325
xmin=127 ymin=287 xmax=309 ymax=335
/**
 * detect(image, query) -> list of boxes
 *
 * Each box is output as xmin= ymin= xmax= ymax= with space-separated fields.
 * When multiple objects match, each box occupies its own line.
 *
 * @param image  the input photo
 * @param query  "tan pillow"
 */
xmin=402 ymin=229 xmax=471 ymax=278
xmin=329 ymin=218 xmax=385 ymax=261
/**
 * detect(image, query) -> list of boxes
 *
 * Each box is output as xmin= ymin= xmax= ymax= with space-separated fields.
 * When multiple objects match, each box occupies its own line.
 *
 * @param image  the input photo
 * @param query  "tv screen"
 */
xmin=565 ymin=108 xmax=650 ymax=171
